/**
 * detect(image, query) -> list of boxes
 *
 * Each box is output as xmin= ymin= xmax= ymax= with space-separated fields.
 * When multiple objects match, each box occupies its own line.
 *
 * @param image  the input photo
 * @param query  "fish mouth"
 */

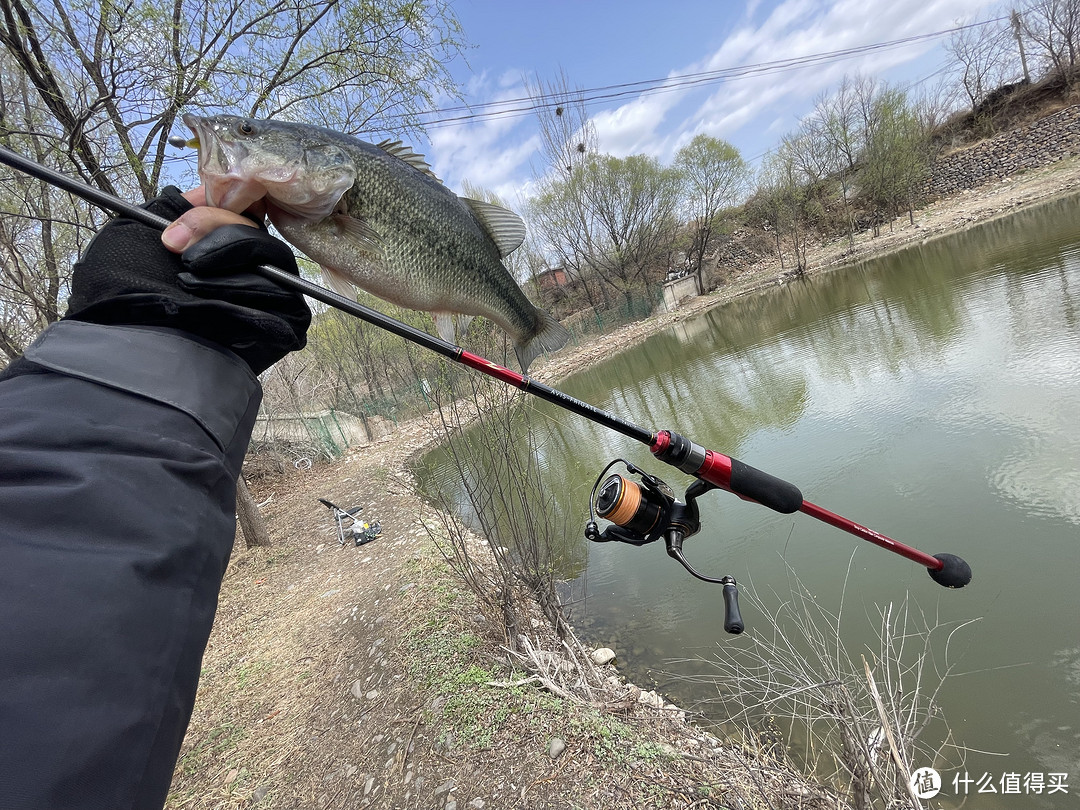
xmin=182 ymin=112 xmax=262 ymax=210
xmin=182 ymin=113 xmax=249 ymax=179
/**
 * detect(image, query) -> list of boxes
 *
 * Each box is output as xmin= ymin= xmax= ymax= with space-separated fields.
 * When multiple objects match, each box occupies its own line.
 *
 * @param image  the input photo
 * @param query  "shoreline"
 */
xmin=532 ymin=154 xmax=1080 ymax=387
xmin=173 ymin=155 xmax=1080 ymax=809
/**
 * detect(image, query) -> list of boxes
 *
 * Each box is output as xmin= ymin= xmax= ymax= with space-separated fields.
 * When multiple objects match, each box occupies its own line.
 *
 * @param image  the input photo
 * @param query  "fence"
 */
xmin=251 ymin=408 xmax=395 ymax=459
xmin=561 ymin=291 xmax=661 ymax=345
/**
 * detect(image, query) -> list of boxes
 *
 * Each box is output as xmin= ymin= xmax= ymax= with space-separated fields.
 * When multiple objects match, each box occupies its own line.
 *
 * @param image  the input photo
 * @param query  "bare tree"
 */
xmin=0 ymin=0 xmax=466 ymax=358
xmin=1020 ymin=0 xmax=1080 ymax=77
xmin=526 ymin=69 xmax=597 ymax=181
xmin=809 ymin=77 xmax=866 ymax=245
xmin=946 ymin=15 xmax=1021 ymax=111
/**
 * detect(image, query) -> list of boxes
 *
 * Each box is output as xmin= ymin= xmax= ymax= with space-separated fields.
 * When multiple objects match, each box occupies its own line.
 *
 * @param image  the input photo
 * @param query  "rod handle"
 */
xmin=650 ymin=431 xmax=803 ymax=514
xmin=726 ymin=457 xmax=803 ymax=513
xmin=721 ymin=576 xmax=744 ymax=634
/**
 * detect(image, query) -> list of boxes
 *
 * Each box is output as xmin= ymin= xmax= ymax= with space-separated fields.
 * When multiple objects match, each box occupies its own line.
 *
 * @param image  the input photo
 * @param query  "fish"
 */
xmin=180 ymin=113 xmax=570 ymax=373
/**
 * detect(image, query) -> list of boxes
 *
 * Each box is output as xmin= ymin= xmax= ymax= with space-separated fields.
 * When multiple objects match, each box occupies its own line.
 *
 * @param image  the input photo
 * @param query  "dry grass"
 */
xmin=672 ymin=561 xmax=980 ymax=810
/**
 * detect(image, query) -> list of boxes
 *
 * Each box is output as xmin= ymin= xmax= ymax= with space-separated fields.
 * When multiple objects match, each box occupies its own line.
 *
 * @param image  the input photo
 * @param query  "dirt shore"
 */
xmin=165 ymin=157 xmax=1080 ymax=810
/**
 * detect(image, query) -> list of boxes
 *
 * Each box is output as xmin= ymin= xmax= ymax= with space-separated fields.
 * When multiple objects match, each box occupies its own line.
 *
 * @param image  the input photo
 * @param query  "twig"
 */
xmin=864 ymin=655 xmax=923 ymax=810
xmin=398 ymin=712 xmax=422 ymax=776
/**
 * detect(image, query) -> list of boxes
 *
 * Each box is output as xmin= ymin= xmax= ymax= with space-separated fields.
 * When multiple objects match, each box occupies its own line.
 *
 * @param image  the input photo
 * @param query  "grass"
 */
xmin=178 ymin=721 xmax=247 ymax=778
xmin=398 ymin=556 xmax=570 ymax=751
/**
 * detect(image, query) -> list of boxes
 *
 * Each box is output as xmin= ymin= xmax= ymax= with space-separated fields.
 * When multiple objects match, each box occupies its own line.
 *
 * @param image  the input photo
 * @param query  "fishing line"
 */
xmin=0 ymin=145 xmax=973 ymax=624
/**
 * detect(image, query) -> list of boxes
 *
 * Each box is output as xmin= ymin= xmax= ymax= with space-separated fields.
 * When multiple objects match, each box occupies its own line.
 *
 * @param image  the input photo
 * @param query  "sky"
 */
xmin=417 ymin=0 xmax=1009 ymax=206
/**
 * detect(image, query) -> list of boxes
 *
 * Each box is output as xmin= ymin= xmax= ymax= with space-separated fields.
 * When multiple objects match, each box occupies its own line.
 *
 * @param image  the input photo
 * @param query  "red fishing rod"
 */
xmin=0 ymin=146 xmax=972 ymax=630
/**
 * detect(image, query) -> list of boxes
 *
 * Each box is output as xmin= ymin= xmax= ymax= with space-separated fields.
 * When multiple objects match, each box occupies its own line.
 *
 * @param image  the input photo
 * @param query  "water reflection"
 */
xmin=415 ymin=193 xmax=1080 ymax=807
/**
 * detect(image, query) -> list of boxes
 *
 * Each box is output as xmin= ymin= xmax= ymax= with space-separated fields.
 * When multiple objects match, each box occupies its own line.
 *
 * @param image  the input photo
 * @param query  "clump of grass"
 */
xmin=675 ymin=561 xmax=980 ymax=810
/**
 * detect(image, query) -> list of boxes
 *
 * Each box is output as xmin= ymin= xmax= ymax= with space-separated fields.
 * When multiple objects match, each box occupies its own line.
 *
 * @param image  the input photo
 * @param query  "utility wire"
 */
xmin=383 ymin=16 xmax=1006 ymax=132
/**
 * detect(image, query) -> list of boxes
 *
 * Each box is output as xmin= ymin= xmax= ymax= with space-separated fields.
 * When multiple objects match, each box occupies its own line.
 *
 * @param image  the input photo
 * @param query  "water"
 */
xmin=418 ymin=196 xmax=1080 ymax=807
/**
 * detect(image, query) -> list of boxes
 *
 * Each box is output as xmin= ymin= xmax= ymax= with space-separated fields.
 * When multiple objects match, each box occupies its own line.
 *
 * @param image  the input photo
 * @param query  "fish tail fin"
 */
xmin=514 ymin=309 xmax=570 ymax=374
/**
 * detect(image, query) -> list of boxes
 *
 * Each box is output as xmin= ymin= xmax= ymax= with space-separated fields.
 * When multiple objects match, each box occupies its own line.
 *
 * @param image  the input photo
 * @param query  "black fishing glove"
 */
xmin=65 ymin=186 xmax=311 ymax=374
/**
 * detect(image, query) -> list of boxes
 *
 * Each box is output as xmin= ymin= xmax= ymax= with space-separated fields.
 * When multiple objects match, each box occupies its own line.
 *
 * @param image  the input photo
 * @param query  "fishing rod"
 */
xmin=0 ymin=145 xmax=972 ymax=633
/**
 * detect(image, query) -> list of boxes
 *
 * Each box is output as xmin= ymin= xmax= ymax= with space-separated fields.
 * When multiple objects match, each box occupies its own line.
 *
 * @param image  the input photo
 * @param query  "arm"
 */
xmin=0 ymin=188 xmax=309 ymax=810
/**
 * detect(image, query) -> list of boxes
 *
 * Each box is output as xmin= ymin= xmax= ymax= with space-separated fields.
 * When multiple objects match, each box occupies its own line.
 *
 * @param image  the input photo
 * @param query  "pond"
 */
xmin=418 ymin=195 xmax=1080 ymax=808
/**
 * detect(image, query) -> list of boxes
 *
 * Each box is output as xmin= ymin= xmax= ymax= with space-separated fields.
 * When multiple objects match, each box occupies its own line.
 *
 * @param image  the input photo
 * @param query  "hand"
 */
xmin=65 ymin=186 xmax=311 ymax=374
xmin=160 ymin=185 xmax=268 ymax=253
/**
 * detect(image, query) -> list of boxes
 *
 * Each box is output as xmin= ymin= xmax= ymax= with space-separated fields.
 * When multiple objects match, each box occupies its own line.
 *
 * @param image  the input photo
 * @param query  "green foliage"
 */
xmin=673 ymin=134 xmax=750 ymax=280
xmin=858 ymin=87 xmax=928 ymax=225
xmin=527 ymin=149 xmax=681 ymax=317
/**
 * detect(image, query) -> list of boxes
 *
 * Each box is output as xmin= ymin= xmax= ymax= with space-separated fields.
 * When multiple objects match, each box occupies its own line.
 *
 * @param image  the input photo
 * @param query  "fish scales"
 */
xmin=182 ymin=114 xmax=568 ymax=372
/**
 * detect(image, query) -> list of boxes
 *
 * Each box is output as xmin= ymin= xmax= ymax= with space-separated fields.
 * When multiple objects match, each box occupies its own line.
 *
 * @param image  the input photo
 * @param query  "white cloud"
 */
xmin=424 ymin=70 xmax=541 ymax=201
xmin=592 ymin=0 xmax=1000 ymax=163
xmin=432 ymin=0 xmax=1004 ymax=198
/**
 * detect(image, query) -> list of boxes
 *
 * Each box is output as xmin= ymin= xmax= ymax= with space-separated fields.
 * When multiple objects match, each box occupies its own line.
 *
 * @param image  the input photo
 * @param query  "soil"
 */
xmin=165 ymin=155 xmax=1080 ymax=810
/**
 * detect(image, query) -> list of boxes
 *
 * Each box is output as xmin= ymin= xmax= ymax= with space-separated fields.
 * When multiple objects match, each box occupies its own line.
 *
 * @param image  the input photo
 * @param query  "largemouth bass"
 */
xmin=180 ymin=114 xmax=569 ymax=373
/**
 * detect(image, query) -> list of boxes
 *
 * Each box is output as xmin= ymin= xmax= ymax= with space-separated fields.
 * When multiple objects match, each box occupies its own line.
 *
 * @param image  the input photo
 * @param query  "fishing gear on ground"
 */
xmin=319 ymin=498 xmax=382 ymax=548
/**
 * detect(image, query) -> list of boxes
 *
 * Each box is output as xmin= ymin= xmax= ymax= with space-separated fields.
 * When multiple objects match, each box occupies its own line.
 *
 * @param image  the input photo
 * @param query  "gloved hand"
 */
xmin=66 ymin=186 xmax=311 ymax=374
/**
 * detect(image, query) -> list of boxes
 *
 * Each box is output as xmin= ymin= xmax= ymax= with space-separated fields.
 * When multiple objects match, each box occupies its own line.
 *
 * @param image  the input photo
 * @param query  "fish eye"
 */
xmin=239 ymin=121 xmax=255 ymax=135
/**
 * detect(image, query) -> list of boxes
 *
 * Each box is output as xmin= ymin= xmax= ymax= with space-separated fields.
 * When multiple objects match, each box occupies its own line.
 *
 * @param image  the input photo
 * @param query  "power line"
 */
xmin=385 ymin=16 xmax=1006 ymax=133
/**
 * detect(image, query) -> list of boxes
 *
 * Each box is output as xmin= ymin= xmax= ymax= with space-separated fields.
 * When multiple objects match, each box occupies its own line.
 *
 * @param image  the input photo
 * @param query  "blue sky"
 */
xmin=420 ymin=0 xmax=1008 ymax=205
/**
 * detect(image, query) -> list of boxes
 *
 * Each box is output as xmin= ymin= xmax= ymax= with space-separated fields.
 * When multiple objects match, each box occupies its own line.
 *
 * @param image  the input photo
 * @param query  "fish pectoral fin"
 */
xmin=333 ymin=214 xmax=386 ymax=258
xmin=460 ymin=198 xmax=527 ymax=257
xmin=321 ymin=266 xmax=358 ymax=300
xmin=375 ymin=139 xmax=441 ymax=183
xmin=433 ymin=313 xmax=457 ymax=345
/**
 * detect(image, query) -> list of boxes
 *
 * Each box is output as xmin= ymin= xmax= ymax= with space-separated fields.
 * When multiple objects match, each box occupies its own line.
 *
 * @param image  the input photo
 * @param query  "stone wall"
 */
xmin=926 ymin=105 xmax=1080 ymax=197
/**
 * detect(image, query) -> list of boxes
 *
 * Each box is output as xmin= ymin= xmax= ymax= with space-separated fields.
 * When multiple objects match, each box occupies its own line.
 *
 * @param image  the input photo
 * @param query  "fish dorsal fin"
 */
xmin=460 ymin=198 xmax=527 ymax=257
xmin=376 ymin=138 xmax=441 ymax=182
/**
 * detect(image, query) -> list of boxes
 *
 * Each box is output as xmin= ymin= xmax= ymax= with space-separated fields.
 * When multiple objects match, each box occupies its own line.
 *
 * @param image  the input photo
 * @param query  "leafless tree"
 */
xmin=1019 ymin=0 xmax=1080 ymax=77
xmin=0 ymin=0 xmax=465 ymax=359
xmin=946 ymin=15 xmax=1022 ymax=110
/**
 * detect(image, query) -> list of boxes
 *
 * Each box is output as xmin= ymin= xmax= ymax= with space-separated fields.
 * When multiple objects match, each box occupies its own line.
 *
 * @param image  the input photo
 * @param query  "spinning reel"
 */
xmin=585 ymin=460 xmax=744 ymax=634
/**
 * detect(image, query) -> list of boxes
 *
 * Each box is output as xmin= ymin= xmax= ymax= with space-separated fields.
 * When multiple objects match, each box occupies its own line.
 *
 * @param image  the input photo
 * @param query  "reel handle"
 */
xmin=720 ymin=577 xmax=744 ymax=635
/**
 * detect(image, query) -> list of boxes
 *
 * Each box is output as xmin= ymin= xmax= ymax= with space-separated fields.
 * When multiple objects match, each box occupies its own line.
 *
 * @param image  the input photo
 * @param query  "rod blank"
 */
xmin=0 ymin=144 xmax=971 ymax=588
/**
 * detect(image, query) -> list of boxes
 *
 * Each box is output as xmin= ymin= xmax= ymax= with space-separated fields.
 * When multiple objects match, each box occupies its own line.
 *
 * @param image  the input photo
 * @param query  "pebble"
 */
xmin=590 ymin=647 xmax=616 ymax=665
xmin=548 ymin=738 xmax=566 ymax=759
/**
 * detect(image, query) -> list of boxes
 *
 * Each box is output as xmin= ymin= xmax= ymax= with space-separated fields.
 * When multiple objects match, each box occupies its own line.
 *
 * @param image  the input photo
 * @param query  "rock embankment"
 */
xmin=927 ymin=104 xmax=1080 ymax=197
